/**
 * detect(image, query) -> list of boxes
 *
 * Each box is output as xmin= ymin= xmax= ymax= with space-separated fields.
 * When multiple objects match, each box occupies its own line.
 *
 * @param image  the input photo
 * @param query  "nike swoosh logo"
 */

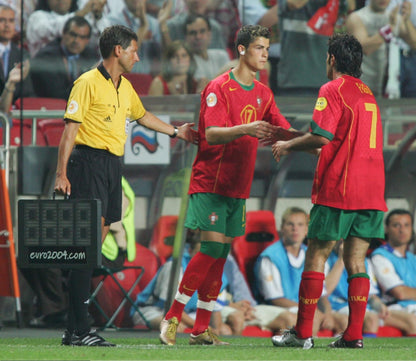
xmin=229 ymin=87 xmax=237 ymax=91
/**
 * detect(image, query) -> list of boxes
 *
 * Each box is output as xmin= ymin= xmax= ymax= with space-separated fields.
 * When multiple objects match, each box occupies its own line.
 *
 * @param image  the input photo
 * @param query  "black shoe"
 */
xmin=329 ymin=337 xmax=363 ymax=348
xmin=72 ymin=330 xmax=116 ymax=347
xmin=61 ymin=330 xmax=73 ymax=346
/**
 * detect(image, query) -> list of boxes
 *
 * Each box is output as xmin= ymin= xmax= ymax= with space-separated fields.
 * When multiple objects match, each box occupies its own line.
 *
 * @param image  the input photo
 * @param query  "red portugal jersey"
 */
xmin=311 ymin=75 xmax=387 ymax=211
xmin=189 ymin=70 xmax=290 ymax=199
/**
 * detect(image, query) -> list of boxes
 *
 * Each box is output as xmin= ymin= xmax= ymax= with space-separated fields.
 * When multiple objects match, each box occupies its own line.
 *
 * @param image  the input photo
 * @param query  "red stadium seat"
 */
xmin=377 ymin=326 xmax=403 ymax=337
xmin=149 ymin=215 xmax=178 ymax=264
xmin=11 ymin=98 xmax=67 ymax=146
xmin=242 ymin=325 xmax=273 ymax=337
xmin=38 ymin=119 xmax=65 ymax=146
xmin=122 ymin=73 xmax=153 ymax=96
xmin=0 ymin=118 xmax=47 ymax=146
xmin=14 ymin=97 xmax=67 ymax=111
xmin=232 ymin=210 xmax=278 ymax=288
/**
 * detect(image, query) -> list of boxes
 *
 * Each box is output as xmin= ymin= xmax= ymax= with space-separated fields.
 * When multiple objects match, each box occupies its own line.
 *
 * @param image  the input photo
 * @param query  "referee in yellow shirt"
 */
xmin=54 ymin=25 xmax=198 ymax=347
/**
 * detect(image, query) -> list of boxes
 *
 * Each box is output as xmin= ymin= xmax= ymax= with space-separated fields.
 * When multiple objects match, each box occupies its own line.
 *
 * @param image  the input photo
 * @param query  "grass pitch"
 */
xmin=0 ymin=333 xmax=415 ymax=361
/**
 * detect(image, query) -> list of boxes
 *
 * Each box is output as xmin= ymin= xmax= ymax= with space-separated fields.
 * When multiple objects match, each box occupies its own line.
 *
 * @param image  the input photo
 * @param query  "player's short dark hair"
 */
xmin=99 ymin=25 xmax=138 ymax=59
xmin=385 ymin=209 xmax=414 ymax=226
xmin=328 ymin=33 xmax=362 ymax=78
xmin=63 ymin=16 xmax=91 ymax=37
xmin=235 ymin=25 xmax=270 ymax=52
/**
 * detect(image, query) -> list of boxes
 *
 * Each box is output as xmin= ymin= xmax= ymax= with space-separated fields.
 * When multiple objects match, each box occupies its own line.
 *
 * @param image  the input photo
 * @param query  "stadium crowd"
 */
xmin=0 ymin=0 xmax=415 ymax=108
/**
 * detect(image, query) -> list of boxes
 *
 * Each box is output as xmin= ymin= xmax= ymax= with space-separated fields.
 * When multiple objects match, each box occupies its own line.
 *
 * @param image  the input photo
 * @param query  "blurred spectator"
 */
xmin=30 ymin=16 xmax=98 ymax=99
xmin=163 ymin=0 xmax=226 ymax=50
xmin=0 ymin=0 xmax=37 ymax=36
xmin=346 ymin=0 xmax=392 ymax=96
xmin=0 ymin=4 xmax=34 ymax=102
xmin=146 ymin=0 xmax=179 ymax=17
xmin=257 ymin=0 xmax=280 ymax=93
xmin=81 ymin=0 xmax=112 ymax=58
xmin=370 ymin=209 xmax=416 ymax=335
xmin=168 ymin=0 xmax=277 ymax=55
xmin=184 ymin=14 xmax=229 ymax=81
xmin=77 ymin=0 xmax=118 ymax=15
xmin=0 ymin=59 xmax=29 ymax=113
xmin=26 ymin=0 xmax=108 ymax=57
xmin=253 ymin=207 xmax=330 ymax=336
xmin=387 ymin=0 xmax=416 ymax=97
xmin=213 ymin=253 xmax=296 ymax=336
xmin=277 ymin=0 xmax=353 ymax=96
xmin=107 ymin=0 xmax=162 ymax=75
xmin=148 ymin=40 xmax=205 ymax=95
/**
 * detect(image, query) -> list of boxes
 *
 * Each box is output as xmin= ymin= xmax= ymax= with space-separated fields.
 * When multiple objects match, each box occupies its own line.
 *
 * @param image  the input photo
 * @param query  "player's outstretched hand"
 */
xmin=261 ymin=126 xmax=304 ymax=146
xmin=177 ymin=122 xmax=199 ymax=145
xmin=246 ymin=120 xmax=276 ymax=139
xmin=271 ymin=140 xmax=290 ymax=162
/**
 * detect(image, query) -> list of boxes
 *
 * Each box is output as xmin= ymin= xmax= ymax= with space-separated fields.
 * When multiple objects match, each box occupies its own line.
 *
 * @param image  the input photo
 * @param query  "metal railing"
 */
xmin=0 ymin=111 xmax=10 ymax=186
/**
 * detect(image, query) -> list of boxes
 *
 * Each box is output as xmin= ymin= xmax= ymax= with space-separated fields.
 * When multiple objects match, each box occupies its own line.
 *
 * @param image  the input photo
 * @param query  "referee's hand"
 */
xmin=54 ymin=174 xmax=71 ymax=198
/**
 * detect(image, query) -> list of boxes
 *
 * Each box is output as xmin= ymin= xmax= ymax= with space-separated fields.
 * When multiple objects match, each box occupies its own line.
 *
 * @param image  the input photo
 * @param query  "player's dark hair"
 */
xmin=235 ymin=25 xmax=270 ymax=53
xmin=385 ymin=209 xmax=414 ymax=226
xmin=99 ymin=25 xmax=138 ymax=59
xmin=63 ymin=16 xmax=91 ymax=37
xmin=328 ymin=33 xmax=362 ymax=78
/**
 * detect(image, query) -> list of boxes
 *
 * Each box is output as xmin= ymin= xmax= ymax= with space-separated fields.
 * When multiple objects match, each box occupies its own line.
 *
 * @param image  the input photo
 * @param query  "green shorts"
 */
xmin=307 ymin=204 xmax=385 ymax=241
xmin=185 ymin=193 xmax=246 ymax=237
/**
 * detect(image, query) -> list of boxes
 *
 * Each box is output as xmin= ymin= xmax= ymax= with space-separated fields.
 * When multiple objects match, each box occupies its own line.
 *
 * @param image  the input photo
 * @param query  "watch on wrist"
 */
xmin=169 ymin=126 xmax=178 ymax=138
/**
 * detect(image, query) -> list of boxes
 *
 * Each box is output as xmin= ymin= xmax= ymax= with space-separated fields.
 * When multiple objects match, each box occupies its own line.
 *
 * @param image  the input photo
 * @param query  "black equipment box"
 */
xmin=17 ymin=199 xmax=102 ymax=268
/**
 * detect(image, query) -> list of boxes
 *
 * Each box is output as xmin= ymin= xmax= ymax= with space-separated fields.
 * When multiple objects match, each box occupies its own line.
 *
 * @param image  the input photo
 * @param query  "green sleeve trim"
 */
xmin=348 ymin=273 xmax=370 ymax=282
xmin=310 ymin=120 xmax=334 ymax=141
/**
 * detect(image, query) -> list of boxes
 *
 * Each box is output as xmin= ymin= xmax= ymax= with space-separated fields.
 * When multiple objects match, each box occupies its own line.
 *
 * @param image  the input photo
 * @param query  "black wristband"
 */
xmin=169 ymin=126 xmax=178 ymax=138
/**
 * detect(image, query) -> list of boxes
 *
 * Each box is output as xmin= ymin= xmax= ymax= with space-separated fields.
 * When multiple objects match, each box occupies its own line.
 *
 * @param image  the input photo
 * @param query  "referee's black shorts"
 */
xmin=67 ymin=145 xmax=122 ymax=226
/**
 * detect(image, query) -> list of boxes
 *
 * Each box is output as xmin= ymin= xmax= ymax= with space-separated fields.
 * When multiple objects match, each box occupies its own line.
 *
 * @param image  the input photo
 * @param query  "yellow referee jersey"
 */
xmin=64 ymin=63 xmax=146 ymax=156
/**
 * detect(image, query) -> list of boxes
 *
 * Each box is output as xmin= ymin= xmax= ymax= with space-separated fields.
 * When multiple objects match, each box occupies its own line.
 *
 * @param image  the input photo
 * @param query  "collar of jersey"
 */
xmin=98 ymin=62 xmax=123 ymax=89
xmin=229 ymin=70 xmax=254 ymax=91
xmin=98 ymin=62 xmax=111 ymax=81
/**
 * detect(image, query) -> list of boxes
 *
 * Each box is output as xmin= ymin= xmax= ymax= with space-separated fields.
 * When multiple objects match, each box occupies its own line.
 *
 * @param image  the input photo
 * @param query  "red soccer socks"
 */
xmin=343 ymin=274 xmax=370 ymax=341
xmin=295 ymin=271 xmax=325 ymax=339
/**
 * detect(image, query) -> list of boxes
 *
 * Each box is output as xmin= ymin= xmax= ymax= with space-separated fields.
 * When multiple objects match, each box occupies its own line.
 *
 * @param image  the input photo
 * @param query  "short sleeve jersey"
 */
xmin=64 ymin=63 xmax=146 ymax=156
xmin=188 ymin=70 xmax=291 ymax=199
xmin=310 ymin=75 xmax=387 ymax=211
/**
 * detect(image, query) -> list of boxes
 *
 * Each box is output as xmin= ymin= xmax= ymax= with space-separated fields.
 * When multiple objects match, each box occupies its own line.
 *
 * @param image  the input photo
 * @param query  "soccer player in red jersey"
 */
xmin=160 ymin=24 xmax=297 ymax=346
xmin=271 ymin=33 xmax=387 ymax=349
